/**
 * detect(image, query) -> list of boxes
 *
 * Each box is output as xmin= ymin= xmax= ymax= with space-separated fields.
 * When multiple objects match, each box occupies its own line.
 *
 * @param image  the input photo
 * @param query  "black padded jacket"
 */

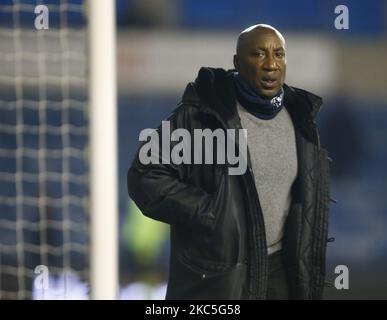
xmin=127 ymin=67 xmax=331 ymax=299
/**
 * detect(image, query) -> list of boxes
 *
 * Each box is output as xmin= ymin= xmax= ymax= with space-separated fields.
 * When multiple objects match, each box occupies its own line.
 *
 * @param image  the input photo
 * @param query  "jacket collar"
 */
xmin=182 ymin=67 xmax=323 ymax=144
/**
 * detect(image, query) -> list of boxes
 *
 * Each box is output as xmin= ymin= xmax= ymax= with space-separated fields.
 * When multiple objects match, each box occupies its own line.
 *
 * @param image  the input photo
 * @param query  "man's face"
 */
xmin=234 ymin=28 xmax=286 ymax=98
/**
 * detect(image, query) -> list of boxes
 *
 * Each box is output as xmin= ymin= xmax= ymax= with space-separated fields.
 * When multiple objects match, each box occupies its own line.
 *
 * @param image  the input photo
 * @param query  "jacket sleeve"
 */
xmin=127 ymin=104 xmax=218 ymax=230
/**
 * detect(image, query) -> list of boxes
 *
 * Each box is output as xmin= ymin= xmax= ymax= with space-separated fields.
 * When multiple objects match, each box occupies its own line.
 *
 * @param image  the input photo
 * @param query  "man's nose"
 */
xmin=262 ymin=55 xmax=278 ymax=71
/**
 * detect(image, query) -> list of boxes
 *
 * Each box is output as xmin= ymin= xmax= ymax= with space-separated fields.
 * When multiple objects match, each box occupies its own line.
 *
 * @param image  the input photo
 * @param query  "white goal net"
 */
xmin=0 ymin=0 xmax=90 ymax=299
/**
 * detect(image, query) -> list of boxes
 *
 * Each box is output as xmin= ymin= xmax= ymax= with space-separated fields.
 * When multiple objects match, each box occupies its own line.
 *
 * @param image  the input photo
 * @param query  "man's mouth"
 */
xmin=260 ymin=76 xmax=278 ymax=89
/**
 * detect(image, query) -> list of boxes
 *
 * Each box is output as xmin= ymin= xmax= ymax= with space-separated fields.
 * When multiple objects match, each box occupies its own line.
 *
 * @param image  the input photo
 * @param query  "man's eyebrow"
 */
xmin=252 ymin=46 xmax=285 ymax=51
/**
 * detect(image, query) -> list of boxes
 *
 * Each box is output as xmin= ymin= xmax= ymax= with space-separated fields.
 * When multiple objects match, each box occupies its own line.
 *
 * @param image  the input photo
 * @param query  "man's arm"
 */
xmin=127 ymin=104 xmax=219 ymax=231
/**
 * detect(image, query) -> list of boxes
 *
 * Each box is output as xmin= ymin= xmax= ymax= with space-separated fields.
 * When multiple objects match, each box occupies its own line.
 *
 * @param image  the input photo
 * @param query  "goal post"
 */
xmin=87 ymin=0 xmax=118 ymax=300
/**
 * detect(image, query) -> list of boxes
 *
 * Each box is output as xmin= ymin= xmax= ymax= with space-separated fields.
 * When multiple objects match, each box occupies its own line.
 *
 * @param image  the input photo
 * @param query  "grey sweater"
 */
xmin=237 ymin=102 xmax=298 ymax=255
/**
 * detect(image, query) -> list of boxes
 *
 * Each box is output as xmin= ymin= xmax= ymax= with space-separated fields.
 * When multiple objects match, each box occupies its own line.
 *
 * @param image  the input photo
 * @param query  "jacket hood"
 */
xmin=194 ymin=67 xmax=237 ymax=121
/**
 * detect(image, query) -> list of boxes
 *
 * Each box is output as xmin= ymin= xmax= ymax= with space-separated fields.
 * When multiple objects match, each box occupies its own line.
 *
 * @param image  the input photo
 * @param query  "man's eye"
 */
xmin=255 ymin=52 xmax=265 ymax=57
xmin=276 ymin=52 xmax=285 ymax=58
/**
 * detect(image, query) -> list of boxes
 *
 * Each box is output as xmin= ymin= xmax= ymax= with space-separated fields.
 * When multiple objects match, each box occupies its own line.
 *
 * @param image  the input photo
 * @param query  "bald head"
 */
xmin=236 ymin=24 xmax=286 ymax=55
xmin=233 ymin=24 xmax=287 ymax=97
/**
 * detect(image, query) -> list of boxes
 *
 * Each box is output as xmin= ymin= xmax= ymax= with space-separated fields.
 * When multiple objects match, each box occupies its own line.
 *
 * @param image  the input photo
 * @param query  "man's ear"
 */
xmin=233 ymin=54 xmax=239 ymax=70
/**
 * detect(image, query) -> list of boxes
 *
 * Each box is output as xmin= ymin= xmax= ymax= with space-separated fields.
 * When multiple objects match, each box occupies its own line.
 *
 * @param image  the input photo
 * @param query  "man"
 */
xmin=127 ymin=24 xmax=331 ymax=300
